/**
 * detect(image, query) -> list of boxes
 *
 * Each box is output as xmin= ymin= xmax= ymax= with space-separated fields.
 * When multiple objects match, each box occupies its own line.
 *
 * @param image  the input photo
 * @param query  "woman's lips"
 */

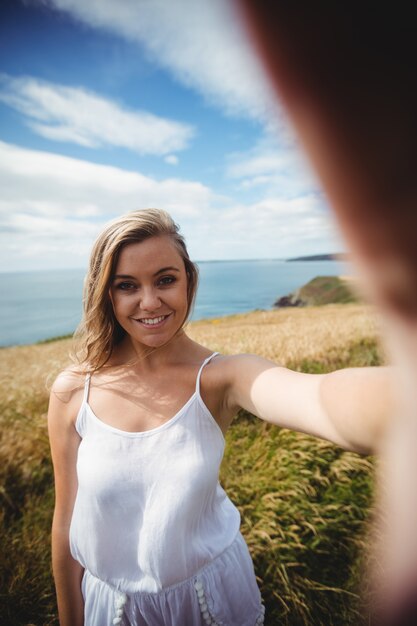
xmin=133 ymin=313 xmax=171 ymax=328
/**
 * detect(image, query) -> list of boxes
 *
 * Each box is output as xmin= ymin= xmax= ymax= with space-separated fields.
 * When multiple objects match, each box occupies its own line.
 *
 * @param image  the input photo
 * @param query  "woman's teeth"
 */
xmin=138 ymin=315 xmax=167 ymax=326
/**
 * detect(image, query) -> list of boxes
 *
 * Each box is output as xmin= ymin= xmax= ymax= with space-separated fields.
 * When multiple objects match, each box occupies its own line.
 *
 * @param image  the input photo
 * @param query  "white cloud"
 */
xmin=0 ymin=140 xmax=211 ymax=214
xmin=226 ymin=136 xmax=320 ymax=199
xmin=36 ymin=0 xmax=279 ymax=125
xmin=0 ymin=74 xmax=195 ymax=154
xmin=196 ymin=195 xmax=345 ymax=260
xmin=0 ymin=141 xmax=344 ymax=271
xmin=164 ymin=154 xmax=178 ymax=165
xmin=0 ymin=140 xmax=212 ymax=269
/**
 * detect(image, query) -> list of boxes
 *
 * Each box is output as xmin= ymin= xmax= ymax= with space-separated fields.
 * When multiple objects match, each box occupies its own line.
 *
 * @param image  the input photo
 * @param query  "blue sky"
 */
xmin=0 ymin=0 xmax=346 ymax=271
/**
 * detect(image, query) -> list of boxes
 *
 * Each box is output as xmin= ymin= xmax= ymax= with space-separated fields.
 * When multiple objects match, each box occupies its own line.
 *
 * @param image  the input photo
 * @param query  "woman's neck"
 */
xmin=107 ymin=329 xmax=195 ymax=372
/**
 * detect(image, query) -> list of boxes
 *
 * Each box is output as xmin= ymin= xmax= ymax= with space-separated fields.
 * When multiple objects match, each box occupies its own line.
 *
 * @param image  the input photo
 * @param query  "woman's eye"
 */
xmin=158 ymin=275 xmax=176 ymax=286
xmin=117 ymin=282 xmax=135 ymax=290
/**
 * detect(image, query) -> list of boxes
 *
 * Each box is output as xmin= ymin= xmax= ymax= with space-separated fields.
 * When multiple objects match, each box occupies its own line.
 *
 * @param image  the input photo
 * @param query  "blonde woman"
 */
xmin=48 ymin=208 xmax=393 ymax=626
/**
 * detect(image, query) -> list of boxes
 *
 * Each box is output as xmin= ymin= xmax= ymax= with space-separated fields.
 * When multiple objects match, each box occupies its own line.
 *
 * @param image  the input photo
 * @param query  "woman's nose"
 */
xmin=139 ymin=287 xmax=161 ymax=311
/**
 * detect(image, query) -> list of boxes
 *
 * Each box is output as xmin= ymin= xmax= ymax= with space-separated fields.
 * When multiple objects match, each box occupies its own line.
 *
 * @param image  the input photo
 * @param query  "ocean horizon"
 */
xmin=0 ymin=258 xmax=352 ymax=348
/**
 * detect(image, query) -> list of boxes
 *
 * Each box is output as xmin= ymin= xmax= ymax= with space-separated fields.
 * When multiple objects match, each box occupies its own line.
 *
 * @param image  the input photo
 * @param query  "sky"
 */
xmin=0 ymin=0 xmax=347 ymax=272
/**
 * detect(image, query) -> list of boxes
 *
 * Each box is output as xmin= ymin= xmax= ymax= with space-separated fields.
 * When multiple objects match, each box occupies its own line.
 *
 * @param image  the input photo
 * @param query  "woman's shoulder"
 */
xmin=51 ymin=365 xmax=86 ymax=392
xmin=49 ymin=366 xmax=87 ymax=415
xmin=205 ymin=352 xmax=264 ymax=380
xmin=48 ymin=367 xmax=88 ymax=437
xmin=210 ymin=352 xmax=268 ymax=369
xmin=207 ymin=353 xmax=282 ymax=388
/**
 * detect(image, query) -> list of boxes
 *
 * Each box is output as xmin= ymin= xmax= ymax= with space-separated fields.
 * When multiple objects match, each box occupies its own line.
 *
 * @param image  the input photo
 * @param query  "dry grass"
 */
xmin=0 ymin=303 xmax=384 ymax=625
xmin=187 ymin=303 xmax=384 ymax=364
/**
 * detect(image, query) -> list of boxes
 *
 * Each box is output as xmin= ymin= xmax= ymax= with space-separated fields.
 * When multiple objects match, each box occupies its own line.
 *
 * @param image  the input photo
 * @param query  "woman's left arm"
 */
xmin=225 ymin=355 xmax=396 ymax=454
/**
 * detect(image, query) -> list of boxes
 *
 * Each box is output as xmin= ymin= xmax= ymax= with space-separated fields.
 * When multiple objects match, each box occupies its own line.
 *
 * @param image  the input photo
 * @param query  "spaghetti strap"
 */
xmin=83 ymin=373 xmax=91 ymax=404
xmin=195 ymin=352 xmax=219 ymax=395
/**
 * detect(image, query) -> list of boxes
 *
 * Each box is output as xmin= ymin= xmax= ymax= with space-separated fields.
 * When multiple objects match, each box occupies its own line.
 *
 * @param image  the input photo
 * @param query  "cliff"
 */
xmin=274 ymin=275 xmax=361 ymax=308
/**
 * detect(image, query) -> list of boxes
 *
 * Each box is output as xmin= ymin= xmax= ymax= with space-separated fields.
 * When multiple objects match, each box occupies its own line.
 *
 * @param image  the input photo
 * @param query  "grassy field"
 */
xmin=0 ymin=303 xmax=387 ymax=625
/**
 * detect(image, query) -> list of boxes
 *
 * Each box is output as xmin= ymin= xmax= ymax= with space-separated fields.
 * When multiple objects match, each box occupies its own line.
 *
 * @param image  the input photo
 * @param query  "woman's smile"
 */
xmin=133 ymin=313 xmax=173 ymax=328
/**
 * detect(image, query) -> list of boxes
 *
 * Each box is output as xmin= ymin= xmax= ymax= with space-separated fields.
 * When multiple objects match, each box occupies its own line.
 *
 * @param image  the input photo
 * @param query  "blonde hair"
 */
xmin=73 ymin=209 xmax=199 ymax=372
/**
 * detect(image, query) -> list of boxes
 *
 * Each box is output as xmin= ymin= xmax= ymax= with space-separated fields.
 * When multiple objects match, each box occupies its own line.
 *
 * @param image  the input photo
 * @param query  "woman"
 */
xmin=48 ymin=208 xmax=393 ymax=626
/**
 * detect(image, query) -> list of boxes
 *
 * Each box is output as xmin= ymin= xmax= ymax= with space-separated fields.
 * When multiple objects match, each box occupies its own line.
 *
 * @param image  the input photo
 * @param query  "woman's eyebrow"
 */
xmin=153 ymin=266 xmax=181 ymax=276
xmin=112 ymin=267 xmax=181 ymax=281
xmin=113 ymin=274 xmax=136 ymax=280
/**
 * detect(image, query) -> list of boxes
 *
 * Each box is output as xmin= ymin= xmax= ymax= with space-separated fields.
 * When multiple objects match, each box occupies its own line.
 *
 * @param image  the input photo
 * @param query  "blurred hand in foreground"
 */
xmin=236 ymin=2 xmax=417 ymax=623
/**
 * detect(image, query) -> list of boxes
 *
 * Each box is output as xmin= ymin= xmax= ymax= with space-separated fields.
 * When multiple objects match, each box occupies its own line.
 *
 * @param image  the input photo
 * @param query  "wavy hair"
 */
xmin=72 ymin=209 xmax=199 ymax=372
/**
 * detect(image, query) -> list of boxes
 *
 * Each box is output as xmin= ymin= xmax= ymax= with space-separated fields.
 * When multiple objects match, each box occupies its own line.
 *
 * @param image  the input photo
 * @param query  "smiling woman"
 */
xmin=109 ymin=237 xmax=189 ymax=349
xmin=49 ymin=208 xmax=266 ymax=626
xmin=72 ymin=209 xmax=199 ymax=372
xmin=48 ymin=208 xmax=395 ymax=626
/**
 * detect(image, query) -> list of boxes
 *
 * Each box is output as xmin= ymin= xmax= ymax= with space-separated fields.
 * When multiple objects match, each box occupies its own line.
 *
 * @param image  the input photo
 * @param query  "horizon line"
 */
xmin=0 ymin=253 xmax=351 ymax=274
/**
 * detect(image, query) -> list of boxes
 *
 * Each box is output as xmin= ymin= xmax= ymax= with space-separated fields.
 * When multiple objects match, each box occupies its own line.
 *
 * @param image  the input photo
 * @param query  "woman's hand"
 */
xmin=236 ymin=2 xmax=417 ymax=622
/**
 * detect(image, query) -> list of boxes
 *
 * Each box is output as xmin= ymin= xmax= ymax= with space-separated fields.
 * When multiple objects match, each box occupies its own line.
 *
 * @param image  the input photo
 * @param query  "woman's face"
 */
xmin=109 ymin=235 xmax=189 ymax=349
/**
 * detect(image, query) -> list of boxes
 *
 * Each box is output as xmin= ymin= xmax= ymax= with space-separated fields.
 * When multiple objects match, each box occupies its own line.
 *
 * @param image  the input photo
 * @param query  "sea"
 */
xmin=0 ymin=259 xmax=352 ymax=348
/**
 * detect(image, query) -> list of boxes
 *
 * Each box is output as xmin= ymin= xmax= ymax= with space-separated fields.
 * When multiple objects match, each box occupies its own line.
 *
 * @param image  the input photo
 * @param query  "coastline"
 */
xmin=0 ymin=261 xmax=352 ymax=348
xmin=0 ymin=274 xmax=361 ymax=350
xmin=0 ymin=301 xmax=380 ymax=367
xmin=0 ymin=275 xmax=359 ymax=350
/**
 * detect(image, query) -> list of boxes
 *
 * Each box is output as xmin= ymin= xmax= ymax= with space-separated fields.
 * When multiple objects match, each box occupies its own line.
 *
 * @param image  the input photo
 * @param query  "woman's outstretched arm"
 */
xmin=48 ymin=371 xmax=85 ymax=626
xmin=225 ymin=355 xmax=395 ymax=455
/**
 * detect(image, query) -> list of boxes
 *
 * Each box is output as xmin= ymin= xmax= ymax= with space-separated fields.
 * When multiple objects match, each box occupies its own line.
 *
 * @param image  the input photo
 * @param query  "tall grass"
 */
xmin=0 ymin=304 xmax=385 ymax=625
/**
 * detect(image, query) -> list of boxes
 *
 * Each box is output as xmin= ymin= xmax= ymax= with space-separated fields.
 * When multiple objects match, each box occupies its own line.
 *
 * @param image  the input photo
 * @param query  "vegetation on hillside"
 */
xmin=0 ymin=304 xmax=386 ymax=625
xmin=275 ymin=275 xmax=361 ymax=308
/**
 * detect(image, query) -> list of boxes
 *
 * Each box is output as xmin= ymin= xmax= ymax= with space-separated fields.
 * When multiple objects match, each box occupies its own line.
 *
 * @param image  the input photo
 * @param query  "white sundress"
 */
xmin=69 ymin=352 xmax=266 ymax=625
